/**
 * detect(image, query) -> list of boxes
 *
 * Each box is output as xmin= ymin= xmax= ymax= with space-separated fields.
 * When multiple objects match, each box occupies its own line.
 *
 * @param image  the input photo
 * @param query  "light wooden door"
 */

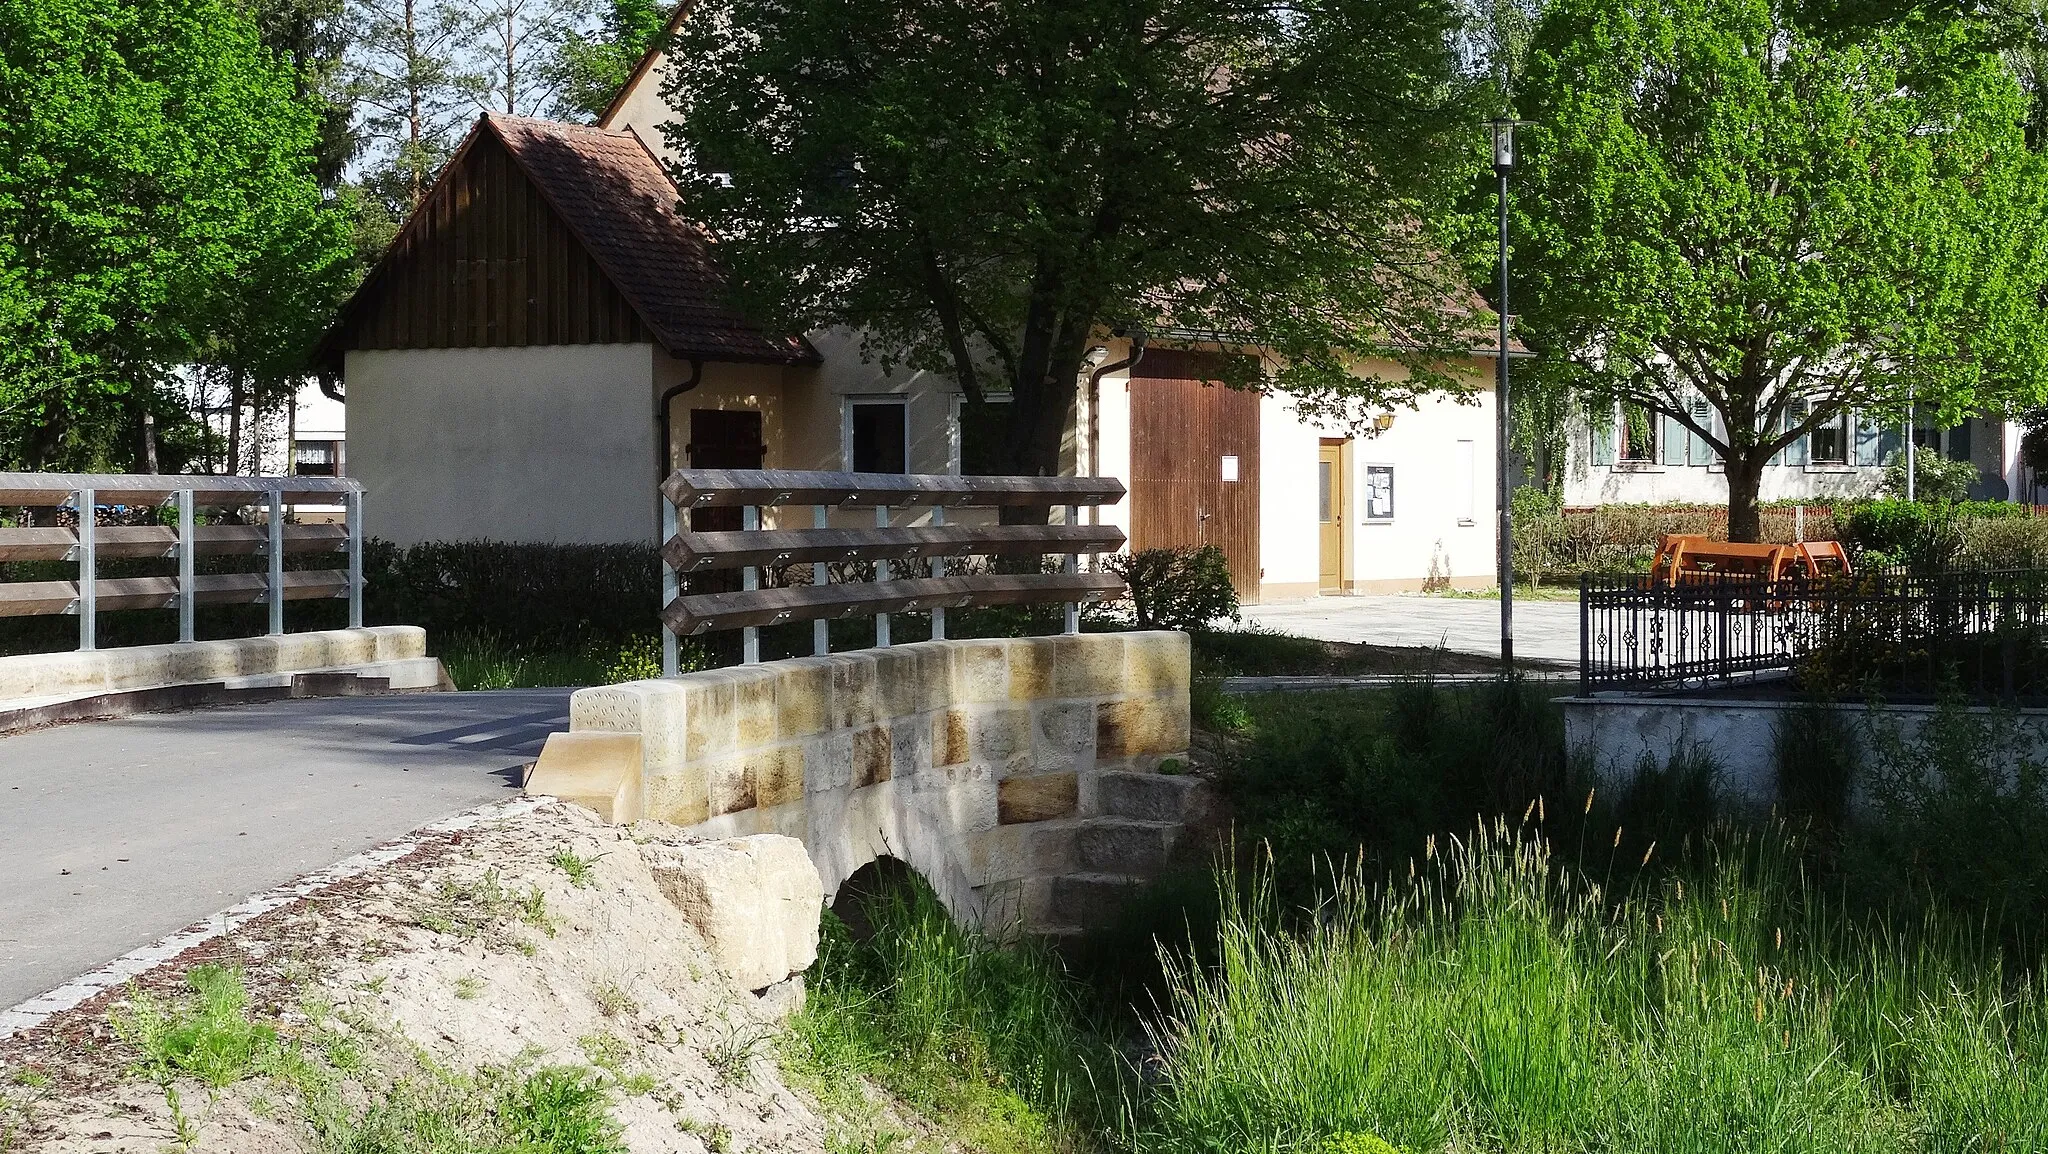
xmin=1318 ymin=441 xmax=1344 ymax=591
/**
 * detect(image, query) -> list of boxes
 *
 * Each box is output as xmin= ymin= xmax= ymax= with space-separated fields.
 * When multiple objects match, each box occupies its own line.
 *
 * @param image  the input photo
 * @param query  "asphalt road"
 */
xmin=1241 ymin=594 xmax=1582 ymax=666
xmin=0 ymin=690 xmax=570 ymax=1011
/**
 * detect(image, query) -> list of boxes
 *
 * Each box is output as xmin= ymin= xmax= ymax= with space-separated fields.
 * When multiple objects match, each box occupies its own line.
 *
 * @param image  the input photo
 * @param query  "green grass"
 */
xmin=111 ymin=965 xmax=279 ymax=1090
xmin=297 ymin=1057 xmax=625 ymax=1154
xmin=1136 ymin=824 xmax=2048 ymax=1153
xmin=782 ymin=880 xmax=1119 ymax=1153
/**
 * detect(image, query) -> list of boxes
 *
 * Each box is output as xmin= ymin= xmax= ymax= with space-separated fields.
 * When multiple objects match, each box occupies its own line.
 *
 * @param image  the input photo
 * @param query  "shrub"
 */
xmin=1960 ymin=514 xmax=2048 ymax=570
xmin=1842 ymin=500 xmax=1962 ymax=570
xmin=1883 ymin=449 xmax=1978 ymax=503
xmin=362 ymin=541 xmax=660 ymax=652
xmin=1105 ymin=545 xmax=1239 ymax=632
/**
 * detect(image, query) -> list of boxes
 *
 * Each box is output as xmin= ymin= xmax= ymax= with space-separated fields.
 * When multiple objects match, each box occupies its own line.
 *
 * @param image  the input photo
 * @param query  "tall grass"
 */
xmin=784 ymin=878 xmax=1121 ymax=1151
xmin=1137 ymin=823 xmax=2048 ymax=1153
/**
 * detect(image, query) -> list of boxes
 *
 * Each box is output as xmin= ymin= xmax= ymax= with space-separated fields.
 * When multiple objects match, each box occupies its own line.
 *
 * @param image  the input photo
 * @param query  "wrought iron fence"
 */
xmin=1580 ymin=568 xmax=2048 ymax=698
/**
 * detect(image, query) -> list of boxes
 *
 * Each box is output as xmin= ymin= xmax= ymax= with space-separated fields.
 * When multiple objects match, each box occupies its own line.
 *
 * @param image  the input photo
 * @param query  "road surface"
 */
xmin=1241 ymin=594 xmax=1581 ymax=666
xmin=0 ymin=690 xmax=570 ymax=1010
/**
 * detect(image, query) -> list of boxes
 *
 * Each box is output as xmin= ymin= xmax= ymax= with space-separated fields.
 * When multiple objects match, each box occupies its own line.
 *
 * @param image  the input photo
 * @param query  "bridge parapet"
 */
xmin=542 ymin=630 xmax=1202 ymax=935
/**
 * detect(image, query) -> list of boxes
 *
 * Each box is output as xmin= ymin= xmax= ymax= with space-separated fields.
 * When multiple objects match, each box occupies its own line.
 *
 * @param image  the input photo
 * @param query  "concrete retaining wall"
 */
xmin=1561 ymin=692 xmax=2048 ymax=805
xmin=564 ymin=631 xmax=1204 ymax=935
xmin=0 ymin=627 xmax=431 ymax=704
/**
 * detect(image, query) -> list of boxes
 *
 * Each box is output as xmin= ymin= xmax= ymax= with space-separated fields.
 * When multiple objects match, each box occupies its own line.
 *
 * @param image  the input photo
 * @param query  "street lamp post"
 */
xmin=1491 ymin=117 xmax=1520 ymax=673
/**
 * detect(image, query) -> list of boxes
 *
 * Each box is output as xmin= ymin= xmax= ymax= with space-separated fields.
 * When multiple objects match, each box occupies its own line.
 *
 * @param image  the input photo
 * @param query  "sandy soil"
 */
xmin=0 ymin=802 xmax=881 ymax=1153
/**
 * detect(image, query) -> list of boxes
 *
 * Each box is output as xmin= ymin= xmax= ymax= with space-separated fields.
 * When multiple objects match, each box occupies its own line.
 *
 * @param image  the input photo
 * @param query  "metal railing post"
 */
xmin=75 ymin=487 xmax=95 ymax=651
xmin=661 ymin=496 xmax=679 ymax=677
xmin=929 ymin=505 xmax=947 ymax=641
xmin=813 ymin=504 xmax=830 ymax=656
xmin=874 ymin=505 xmax=891 ymax=648
xmin=178 ymin=489 xmax=196 ymax=642
xmin=1062 ymin=503 xmax=1080 ymax=635
xmin=741 ymin=505 xmax=761 ymax=664
xmin=345 ymin=488 xmax=363 ymax=629
xmin=267 ymin=488 xmax=284 ymax=636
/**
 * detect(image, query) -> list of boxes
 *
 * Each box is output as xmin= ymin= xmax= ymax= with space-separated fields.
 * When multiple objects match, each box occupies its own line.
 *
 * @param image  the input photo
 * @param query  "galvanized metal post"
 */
xmin=178 ymin=489 xmax=196 ymax=642
xmin=929 ymin=505 xmax=947 ymax=641
xmin=661 ymin=496 xmax=679 ymax=676
xmin=813 ymin=504 xmax=830 ymax=656
xmin=75 ymin=487 xmax=95 ymax=651
xmin=267 ymin=489 xmax=285 ymax=636
xmin=344 ymin=488 xmax=363 ymax=629
xmin=1062 ymin=503 xmax=1080 ymax=635
xmin=741 ymin=505 xmax=761 ymax=664
xmin=874 ymin=505 xmax=891 ymax=648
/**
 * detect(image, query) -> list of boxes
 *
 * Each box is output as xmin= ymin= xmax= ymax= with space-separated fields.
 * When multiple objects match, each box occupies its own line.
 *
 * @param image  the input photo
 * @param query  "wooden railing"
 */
xmin=0 ymin=472 xmax=364 ymax=651
xmin=659 ymin=469 xmax=1128 ymax=670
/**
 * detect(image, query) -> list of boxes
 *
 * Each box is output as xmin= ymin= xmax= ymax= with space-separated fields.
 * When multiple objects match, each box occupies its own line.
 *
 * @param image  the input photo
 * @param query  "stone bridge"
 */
xmin=526 ymin=631 xmax=1211 ymax=934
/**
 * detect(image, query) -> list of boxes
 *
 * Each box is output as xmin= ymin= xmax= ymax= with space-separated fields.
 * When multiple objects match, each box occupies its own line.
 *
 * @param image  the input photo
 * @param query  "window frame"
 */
xmin=842 ymin=395 xmax=911 ymax=475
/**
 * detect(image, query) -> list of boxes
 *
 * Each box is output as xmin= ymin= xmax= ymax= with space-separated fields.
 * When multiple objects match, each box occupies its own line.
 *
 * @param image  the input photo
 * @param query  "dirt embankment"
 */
xmin=0 ymin=802 xmax=897 ymax=1154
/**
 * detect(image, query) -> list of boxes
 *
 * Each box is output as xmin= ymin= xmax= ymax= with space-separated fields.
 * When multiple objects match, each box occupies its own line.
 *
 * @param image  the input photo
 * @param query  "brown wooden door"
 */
xmin=1129 ymin=350 xmax=1262 ymax=601
xmin=1318 ymin=440 xmax=1344 ymax=591
xmin=687 ymin=409 xmax=764 ymax=532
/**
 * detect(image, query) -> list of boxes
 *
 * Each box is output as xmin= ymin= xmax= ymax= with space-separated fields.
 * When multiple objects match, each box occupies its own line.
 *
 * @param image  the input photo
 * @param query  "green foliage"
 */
xmin=1841 ymin=500 xmax=1963 ymax=570
xmin=111 ymin=966 xmax=279 ymax=1090
xmin=1105 ymin=546 xmax=1240 ymax=633
xmin=549 ymin=0 xmax=668 ymax=121
xmin=1515 ymin=0 xmax=2048 ymax=539
xmin=784 ymin=877 xmax=1118 ymax=1151
xmin=1881 ymin=448 xmax=1979 ymax=503
xmin=301 ymin=1058 xmax=624 ymax=1154
xmin=661 ymin=0 xmax=1482 ymax=474
xmin=1138 ymin=825 xmax=2048 ymax=1153
xmin=0 ymin=0 xmax=354 ymax=468
xmin=549 ymin=847 xmax=600 ymax=887
xmin=363 ymin=540 xmax=661 ymax=652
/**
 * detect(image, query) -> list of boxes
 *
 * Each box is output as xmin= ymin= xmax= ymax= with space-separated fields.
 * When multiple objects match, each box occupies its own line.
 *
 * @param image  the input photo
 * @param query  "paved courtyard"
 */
xmin=1241 ymin=593 xmax=1581 ymax=667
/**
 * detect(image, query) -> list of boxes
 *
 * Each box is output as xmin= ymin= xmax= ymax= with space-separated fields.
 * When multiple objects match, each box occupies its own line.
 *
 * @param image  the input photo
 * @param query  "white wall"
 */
xmin=1562 ymin=456 xmax=1882 ymax=506
xmin=346 ymin=344 xmax=659 ymax=545
xmin=1091 ymin=348 xmax=1500 ymax=600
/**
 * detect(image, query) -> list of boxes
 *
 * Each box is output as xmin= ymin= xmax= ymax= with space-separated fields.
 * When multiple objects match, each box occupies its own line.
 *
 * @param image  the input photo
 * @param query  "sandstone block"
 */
xmin=998 ymin=771 xmax=1078 ymax=824
xmin=970 ymin=706 xmax=1031 ymax=764
xmin=774 ymin=661 xmax=832 ymax=740
xmin=806 ymin=729 xmax=855 ymax=792
xmin=949 ymin=639 xmax=1011 ymax=704
xmin=851 ymin=725 xmax=893 ymax=788
xmin=1097 ymin=770 xmax=1216 ymax=824
xmin=1076 ymin=819 xmax=1175 ymax=874
xmin=647 ymin=835 xmax=824 ymax=991
xmin=704 ymin=755 xmax=755 ymax=817
xmin=1124 ymin=630 xmax=1193 ymax=694
xmin=682 ymin=670 xmax=742 ymax=761
xmin=936 ymin=708 xmax=971 ymax=766
xmin=1033 ymin=701 xmax=1094 ymax=772
xmin=1051 ymin=633 xmax=1126 ymax=699
xmin=755 ymin=744 xmax=807 ymax=808
xmin=1096 ymin=695 xmax=1191 ymax=757
xmin=524 ymin=732 xmax=643 ymax=824
xmin=731 ymin=666 xmax=778 ymax=748
xmin=828 ymin=655 xmax=878 ymax=730
xmin=1049 ymin=872 xmax=1145 ymax=928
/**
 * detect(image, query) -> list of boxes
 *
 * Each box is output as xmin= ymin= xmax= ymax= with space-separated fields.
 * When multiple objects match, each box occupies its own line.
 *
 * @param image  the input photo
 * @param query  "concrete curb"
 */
xmin=0 ymin=794 xmax=549 ymax=1041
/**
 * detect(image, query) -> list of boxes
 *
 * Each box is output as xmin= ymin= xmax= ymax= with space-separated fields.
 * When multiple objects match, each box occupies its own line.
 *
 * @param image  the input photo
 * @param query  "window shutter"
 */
xmin=1687 ymin=398 xmax=1715 ymax=465
xmin=1591 ymin=411 xmax=1616 ymax=467
xmin=1662 ymin=411 xmax=1688 ymax=466
xmin=1878 ymin=422 xmax=1902 ymax=466
xmin=1949 ymin=419 xmax=1973 ymax=463
xmin=1783 ymin=401 xmax=1809 ymax=468
xmin=1854 ymin=412 xmax=1883 ymax=466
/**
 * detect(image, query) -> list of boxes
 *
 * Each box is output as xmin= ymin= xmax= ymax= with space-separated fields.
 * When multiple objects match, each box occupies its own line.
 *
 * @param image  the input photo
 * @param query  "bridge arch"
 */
xmin=544 ymin=632 xmax=1204 ymax=935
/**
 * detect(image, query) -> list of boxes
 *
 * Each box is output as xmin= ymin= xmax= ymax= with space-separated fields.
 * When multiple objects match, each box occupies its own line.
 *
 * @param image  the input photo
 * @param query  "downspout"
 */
xmin=656 ymin=358 xmax=705 ymax=486
xmin=1086 ymin=329 xmax=1146 ymax=525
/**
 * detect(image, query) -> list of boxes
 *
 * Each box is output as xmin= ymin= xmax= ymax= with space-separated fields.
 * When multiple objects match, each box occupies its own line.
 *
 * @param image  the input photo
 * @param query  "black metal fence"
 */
xmin=1580 ymin=568 xmax=2048 ymax=698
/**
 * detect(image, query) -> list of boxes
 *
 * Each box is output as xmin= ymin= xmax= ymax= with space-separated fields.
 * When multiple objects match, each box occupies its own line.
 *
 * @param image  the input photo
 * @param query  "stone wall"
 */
xmin=0 ymin=626 xmax=433 ymax=705
xmin=560 ymin=631 xmax=1205 ymax=935
xmin=1561 ymin=691 xmax=2048 ymax=807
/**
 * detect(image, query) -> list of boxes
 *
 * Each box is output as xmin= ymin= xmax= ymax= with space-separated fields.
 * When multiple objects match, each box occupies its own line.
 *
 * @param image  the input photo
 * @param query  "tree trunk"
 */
xmin=1725 ymin=450 xmax=1766 ymax=542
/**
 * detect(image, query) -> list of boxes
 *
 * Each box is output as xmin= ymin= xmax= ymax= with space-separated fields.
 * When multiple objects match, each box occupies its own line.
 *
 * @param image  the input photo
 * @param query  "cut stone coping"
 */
xmin=0 ymin=627 xmax=446 ymax=732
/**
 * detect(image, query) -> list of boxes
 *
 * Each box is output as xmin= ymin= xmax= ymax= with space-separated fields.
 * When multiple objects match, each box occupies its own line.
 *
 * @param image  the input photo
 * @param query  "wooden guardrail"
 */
xmin=0 ymin=472 xmax=363 ymax=650
xmin=659 ymin=469 xmax=1128 ymax=670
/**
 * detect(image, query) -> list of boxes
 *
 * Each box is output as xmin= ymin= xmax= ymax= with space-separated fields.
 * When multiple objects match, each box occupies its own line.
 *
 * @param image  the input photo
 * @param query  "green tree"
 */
xmin=660 ymin=0 xmax=1482 ymax=479
xmin=0 ymin=0 xmax=354 ymax=470
xmin=1514 ymin=0 xmax=2048 ymax=540
xmin=550 ymin=0 xmax=668 ymax=122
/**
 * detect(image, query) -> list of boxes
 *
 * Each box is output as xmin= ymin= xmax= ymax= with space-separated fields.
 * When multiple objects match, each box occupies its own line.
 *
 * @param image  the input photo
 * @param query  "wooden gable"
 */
xmin=338 ymin=129 xmax=650 ymax=353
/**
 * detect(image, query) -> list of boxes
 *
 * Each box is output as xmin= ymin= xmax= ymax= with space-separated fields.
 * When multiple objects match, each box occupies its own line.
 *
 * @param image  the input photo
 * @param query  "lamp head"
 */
xmin=1489 ymin=118 xmax=1521 ymax=174
xmin=1083 ymin=345 xmax=1111 ymax=367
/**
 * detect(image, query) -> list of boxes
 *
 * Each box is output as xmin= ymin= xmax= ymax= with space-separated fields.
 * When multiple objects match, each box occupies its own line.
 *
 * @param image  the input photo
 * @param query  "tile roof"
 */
xmin=483 ymin=114 xmax=815 ymax=365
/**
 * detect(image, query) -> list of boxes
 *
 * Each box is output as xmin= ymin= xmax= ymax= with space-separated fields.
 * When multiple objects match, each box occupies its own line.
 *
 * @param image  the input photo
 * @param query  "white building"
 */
xmin=314 ymin=25 xmax=1514 ymax=602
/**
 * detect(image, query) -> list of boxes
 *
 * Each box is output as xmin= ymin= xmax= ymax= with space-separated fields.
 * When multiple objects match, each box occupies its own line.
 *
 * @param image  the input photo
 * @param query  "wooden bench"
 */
xmin=1649 ymin=533 xmax=1853 ymax=587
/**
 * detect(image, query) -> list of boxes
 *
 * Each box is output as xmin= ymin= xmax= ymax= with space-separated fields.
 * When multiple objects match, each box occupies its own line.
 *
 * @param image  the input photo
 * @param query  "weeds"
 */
xmin=111 ymin=966 xmax=278 ymax=1090
xmin=550 ymin=847 xmax=602 ymax=888
xmin=703 ymin=1018 xmax=769 ymax=1085
xmin=452 ymin=975 xmax=485 ymax=1000
xmin=588 ymin=978 xmax=637 ymax=1020
xmin=299 ymin=1054 xmax=625 ymax=1154
xmin=410 ymin=870 xmax=554 ymax=944
xmin=0 ymin=1069 xmax=49 ymax=1152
